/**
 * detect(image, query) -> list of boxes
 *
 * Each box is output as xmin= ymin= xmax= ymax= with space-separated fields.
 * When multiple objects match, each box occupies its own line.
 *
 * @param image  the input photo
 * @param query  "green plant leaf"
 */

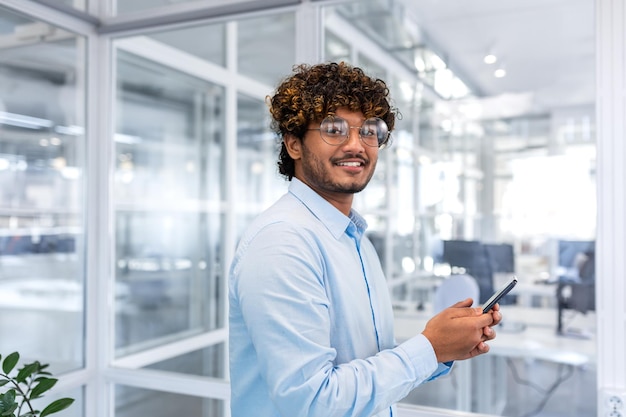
xmin=0 ymin=389 xmax=17 ymax=415
xmin=0 ymin=381 xmax=9 ymax=388
xmin=0 ymin=404 xmax=18 ymax=416
xmin=0 ymin=389 xmax=16 ymax=404
xmin=40 ymin=398 xmax=74 ymax=417
xmin=1 ymin=353 xmax=19 ymax=375
xmin=15 ymin=363 xmax=39 ymax=384
xmin=29 ymin=377 xmax=57 ymax=399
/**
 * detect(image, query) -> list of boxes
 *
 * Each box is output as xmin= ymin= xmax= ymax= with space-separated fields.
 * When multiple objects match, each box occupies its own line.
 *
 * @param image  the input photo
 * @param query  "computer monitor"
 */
xmin=441 ymin=240 xmax=494 ymax=304
xmin=484 ymin=243 xmax=515 ymax=274
xmin=483 ymin=242 xmax=517 ymax=305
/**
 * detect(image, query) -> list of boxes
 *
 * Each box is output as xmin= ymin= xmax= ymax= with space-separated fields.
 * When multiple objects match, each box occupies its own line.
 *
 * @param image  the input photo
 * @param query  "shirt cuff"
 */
xmin=397 ymin=334 xmax=453 ymax=381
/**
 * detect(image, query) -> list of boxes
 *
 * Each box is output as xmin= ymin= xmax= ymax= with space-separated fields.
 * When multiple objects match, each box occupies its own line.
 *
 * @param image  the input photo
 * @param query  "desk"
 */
xmin=514 ymin=281 xmax=558 ymax=307
xmin=394 ymin=305 xmax=596 ymax=414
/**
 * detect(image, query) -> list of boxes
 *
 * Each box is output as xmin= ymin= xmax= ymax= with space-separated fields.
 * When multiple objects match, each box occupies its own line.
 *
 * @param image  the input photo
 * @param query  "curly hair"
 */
xmin=268 ymin=62 xmax=397 ymax=180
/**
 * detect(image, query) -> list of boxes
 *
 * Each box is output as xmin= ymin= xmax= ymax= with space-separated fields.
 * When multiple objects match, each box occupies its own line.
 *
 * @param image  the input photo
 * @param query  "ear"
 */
xmin=283 ymin=133 xmax=302 ymax=160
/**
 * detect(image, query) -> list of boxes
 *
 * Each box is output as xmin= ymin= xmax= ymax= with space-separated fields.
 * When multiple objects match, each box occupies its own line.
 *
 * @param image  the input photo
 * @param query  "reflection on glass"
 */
xmin=325 ymin=31 xmax=350 ymax=64
xmin=146 ymin=343 xmax=226 ymax=378
xmin=236 ymin=94 xmax=286 ymax=215
xmin=30 ymin=386 xmax=83 ymax=417
xmin=357 ymin=53 xmax=386 ymax=80
xmin=115 ymin=385 xmax=224 ymax=417
xmin=322 ymin=1 xmax=596 ymax=415
xmin=148 ymin=24 xmax=226 ymax=68
xmin=114 ymin=0 xmax=198 ymax=14
xmin=237 ymin=12 xmax=295 ymax=86
xmin=0 ymin=6 xmax=85 ymax=373
xmin=39 ymin=0 xmax=87 ymax=12
xmin=115 ymin=0 xmax=266 ymax=15
xmin=114 ymin=49 xmax=225 ymax=356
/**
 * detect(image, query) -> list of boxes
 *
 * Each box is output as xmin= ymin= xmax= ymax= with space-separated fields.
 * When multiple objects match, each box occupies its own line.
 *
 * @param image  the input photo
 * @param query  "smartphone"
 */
xmin=482 ymin=276 xmax=518 ymax=313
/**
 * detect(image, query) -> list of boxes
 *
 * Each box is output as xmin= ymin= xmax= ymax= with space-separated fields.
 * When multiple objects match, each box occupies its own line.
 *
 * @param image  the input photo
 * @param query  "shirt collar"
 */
xmin=288 ymin=178 xmax=368 ymax=241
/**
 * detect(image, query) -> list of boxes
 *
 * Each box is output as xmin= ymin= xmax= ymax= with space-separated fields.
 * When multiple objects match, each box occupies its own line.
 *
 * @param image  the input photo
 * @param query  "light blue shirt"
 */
xmin=229 ymin=178 xmax=450 ymax=417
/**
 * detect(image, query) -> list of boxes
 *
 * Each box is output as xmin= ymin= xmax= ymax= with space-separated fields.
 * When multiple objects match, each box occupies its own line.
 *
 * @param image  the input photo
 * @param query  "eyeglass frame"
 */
xmin=307 ymin=115 xmax=391 ymax=149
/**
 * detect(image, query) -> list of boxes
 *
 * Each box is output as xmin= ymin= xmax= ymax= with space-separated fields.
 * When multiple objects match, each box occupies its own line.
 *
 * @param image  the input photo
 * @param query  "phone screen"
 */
xmin=482 ymin=276 xmax=518 ymax=313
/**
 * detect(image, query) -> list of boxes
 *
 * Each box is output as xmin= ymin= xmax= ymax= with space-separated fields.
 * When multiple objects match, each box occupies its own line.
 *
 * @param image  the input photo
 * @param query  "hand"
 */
xmin=486 ymin=302 xmax=502 ymax=329
xmin=421 ymin=298 xmax=498 ymax=363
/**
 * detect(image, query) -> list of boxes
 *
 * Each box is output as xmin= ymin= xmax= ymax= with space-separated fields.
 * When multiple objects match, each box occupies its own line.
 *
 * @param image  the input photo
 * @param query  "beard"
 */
xmin=299 ymin=142 xmax=376 ymax=194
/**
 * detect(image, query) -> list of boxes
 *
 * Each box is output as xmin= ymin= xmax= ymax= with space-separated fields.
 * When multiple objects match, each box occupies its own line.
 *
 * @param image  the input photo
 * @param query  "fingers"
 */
xmin=449 ymin=298 xmax=474 ymax=308
xmin=475 ymin=341 xmax=490 ymax=354
xmin=459 ymin=341 xmax=491 ymax=360
xmin=482 ymin=325 xmax=496 ymax=341
xmin=482 ymin=307 xmax=502 ymax=327
xmin=490 ymin=310 xmax=502 ymax=326
xmin=423 ymin=301 xmax=503 ymax=362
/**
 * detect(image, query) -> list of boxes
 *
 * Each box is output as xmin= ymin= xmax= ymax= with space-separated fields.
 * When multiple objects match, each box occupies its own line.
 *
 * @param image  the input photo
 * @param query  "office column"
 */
xmin=596 ymin=0 xmax=626 ymax=411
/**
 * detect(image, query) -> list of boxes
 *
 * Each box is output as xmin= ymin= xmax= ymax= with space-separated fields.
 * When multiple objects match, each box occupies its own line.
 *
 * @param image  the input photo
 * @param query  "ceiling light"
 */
xmin=414 ymin=54 xmax=426 ymax=72
xmin=494 ymin=68 xmax=507 ymax=78
xmin=0 ymin=111 xmax=53 ymax=129
xmin=430 ymin=53 xmax=447 ymax=70
xmin=483 ymin=53 xmax=497 ymax=64
xmin=55 ymin=125 xmax=84 ymax=135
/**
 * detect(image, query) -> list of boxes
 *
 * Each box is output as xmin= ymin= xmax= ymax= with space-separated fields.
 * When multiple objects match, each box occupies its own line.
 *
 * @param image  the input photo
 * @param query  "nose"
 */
xmin=342 ymin=126 xmax=366 ymax=151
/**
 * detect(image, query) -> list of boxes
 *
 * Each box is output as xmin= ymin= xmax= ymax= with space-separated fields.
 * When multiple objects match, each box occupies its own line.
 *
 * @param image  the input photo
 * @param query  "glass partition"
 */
xmin=115 ymin=385 xmax=225 ymax=417
xmin=108 ymin=5 xmax=295 ymax=411
xmin=236 ymin=94 xmax=286 ymax=220
xmin=146 ymin=24 xmax=226 ymax=68
xmin=0 ymin=6 xmax=86 ymax=373
xmin=113 ymin=0 xmax=265 ymax=15
xmin=38 ymin=0 xmax=88 ymax=12
xmin=114 ymin=49 xmax=226 ymax=356
xmin=323 ymin=1 xmax=596 ymax=416
xmin=31 ymin=386 xmax=84 ymax=417
xmin=0 ymin=1 xmax=598 ymax=416
xmin=237 ymin=12 xmax=296 ymax=86
xmin=145 ymin=343 xmax=227 ymax=378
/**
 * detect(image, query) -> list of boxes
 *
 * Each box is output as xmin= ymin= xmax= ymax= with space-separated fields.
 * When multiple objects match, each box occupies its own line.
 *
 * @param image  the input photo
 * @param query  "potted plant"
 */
xmin=0 ymin=352 xmax=74 ymax=416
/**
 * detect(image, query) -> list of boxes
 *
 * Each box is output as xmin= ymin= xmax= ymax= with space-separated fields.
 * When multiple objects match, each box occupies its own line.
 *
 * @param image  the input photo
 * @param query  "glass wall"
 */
xmin=109 ymin=8 xmax=295 ymax=416
xmin=236 ymin=94 xmax=286 ymax=233
xmin=0 ymin=0 xmax=599 ymax=416
xmin=115 ymin=385 xmax=225 ymax=417
xmin=114 ymin=48 xmax=226 ymax=356
xmin=43 ymin=0 xmax=88 ymax=12
xmin=323 ymin=1 xmax=596 ymax=416
xmin=0 ymin=5 xmax=86 ymax=374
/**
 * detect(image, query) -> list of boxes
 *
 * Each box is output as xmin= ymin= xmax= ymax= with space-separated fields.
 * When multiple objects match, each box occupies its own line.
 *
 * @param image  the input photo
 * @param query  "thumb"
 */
xmin=450 ymin=298 xmax=474 ymax=308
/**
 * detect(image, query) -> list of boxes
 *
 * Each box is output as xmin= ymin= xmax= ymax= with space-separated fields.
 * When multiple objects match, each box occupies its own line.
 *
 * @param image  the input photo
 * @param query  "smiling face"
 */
xmin=284 ymin=108 xmax=379 ymax=215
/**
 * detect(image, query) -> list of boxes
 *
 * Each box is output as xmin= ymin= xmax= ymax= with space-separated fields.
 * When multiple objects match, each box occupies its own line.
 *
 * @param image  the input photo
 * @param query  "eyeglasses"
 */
xmin=308 ymin=115 xmax=390 ymax=148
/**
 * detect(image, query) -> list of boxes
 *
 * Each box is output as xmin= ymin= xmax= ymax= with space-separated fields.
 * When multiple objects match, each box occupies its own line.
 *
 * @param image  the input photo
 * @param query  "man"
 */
xmin=229 ymin=62 xmax=501 ymax=417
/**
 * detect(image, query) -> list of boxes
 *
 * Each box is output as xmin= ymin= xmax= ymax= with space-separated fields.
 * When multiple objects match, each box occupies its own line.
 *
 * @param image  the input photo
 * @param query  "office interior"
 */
xmin=0 ymin=0 xmax=624 ymax=416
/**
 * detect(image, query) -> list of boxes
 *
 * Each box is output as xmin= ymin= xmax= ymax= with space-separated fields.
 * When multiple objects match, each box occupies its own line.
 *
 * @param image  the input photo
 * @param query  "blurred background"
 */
xmin=0 ymin=0 xmax=601 ymax=416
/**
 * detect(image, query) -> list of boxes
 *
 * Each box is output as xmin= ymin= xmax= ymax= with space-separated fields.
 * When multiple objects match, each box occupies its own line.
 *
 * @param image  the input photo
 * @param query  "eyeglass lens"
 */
xmin=319 ymin=116 xmax=388 ymax=147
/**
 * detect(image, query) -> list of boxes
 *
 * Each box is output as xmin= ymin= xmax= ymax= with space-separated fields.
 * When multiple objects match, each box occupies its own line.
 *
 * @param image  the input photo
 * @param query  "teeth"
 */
xmin=338 ymin=162 xmax=361 ymax=167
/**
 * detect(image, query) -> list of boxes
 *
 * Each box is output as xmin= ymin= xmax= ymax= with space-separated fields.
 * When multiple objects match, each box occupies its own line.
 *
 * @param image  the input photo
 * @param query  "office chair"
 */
xmin=433 ymin=274 xmax=480 ymax=314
